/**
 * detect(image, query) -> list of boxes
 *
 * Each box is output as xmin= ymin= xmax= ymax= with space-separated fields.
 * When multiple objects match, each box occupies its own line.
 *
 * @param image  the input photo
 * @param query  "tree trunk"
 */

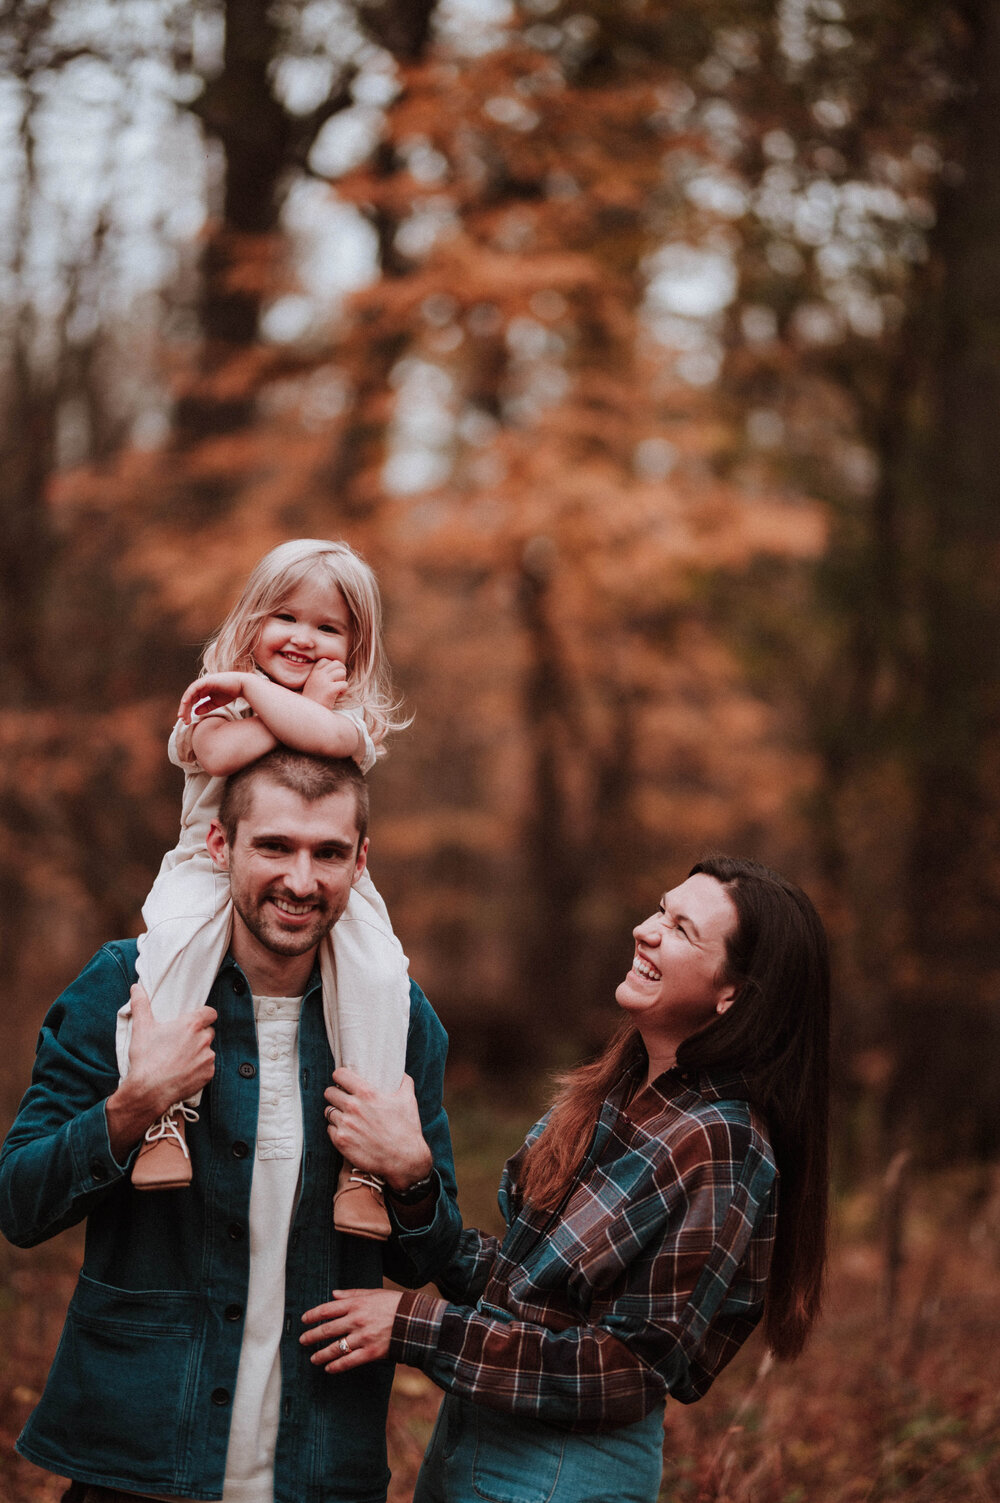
xmin=176 ymin=0 xmax=290 ymax=438
xmin=890 ymin=0 xmax=1000 ymax=1156
xmin=515 ymin=555 xmax=589 ymax=1040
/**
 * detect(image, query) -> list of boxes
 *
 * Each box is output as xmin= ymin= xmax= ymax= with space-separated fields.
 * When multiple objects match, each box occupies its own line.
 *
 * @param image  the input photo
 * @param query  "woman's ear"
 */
xmin=715 ymin=985 xmax=738 ymax=1016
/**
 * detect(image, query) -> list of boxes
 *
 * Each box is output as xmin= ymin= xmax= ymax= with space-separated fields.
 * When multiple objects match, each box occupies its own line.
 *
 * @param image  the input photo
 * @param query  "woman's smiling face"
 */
xmin=616 ymin=873 xmax=738 ymax=1064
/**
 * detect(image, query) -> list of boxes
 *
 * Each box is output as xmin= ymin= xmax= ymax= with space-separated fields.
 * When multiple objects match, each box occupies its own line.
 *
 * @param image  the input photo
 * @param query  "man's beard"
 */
xmin=233 ymin=886 xmax=343 ymax=958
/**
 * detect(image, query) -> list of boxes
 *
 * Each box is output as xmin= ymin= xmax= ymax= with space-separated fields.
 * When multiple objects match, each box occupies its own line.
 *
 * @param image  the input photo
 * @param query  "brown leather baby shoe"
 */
xmin=333 ymin=1163 xmax=391 ymax=1240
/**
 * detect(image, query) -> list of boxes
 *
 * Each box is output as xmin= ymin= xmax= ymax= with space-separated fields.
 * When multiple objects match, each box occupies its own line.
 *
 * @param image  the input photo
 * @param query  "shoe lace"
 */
xmin=348 ymin=1169 xmax=384 ymax=1195
xmin=143 ymin=1102 xmax=199 ymax=1157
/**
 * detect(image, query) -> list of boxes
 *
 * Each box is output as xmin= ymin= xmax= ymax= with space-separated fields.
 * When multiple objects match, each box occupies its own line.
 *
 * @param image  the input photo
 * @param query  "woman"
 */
xmin=302 ymin=855 xmax=831 ymax=1503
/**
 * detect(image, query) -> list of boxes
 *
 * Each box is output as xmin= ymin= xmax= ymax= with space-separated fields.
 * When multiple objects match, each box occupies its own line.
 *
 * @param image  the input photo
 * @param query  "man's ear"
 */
xmin=206 ymin=818 xmax=230 ymax=871
xmin=352 ymin=836 xmax=369 ymax=886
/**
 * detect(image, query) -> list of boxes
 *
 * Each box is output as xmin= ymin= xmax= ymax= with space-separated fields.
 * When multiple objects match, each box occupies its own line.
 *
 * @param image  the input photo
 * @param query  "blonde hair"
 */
xmin=202 ymin=538 xmax=407 ymax=752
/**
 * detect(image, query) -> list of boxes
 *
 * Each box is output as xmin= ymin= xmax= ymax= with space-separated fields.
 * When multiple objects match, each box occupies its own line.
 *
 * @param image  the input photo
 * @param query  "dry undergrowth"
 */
xmin=2 ymin=1164 xmax=998 ymax=1503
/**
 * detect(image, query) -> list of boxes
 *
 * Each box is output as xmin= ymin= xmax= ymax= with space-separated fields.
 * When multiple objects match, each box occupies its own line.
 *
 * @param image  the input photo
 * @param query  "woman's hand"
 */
xmin=323 ymin=1069 xmax=433 ymax=1193
xmin=178 ymin=672 xmax=248 ymax=723
xmin=300 ymin=1288 xmax=402 ymax=1371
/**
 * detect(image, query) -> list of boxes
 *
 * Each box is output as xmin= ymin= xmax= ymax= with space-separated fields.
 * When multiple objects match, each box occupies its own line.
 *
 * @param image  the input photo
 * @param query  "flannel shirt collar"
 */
xmin=625 ymin=1059 xmax=755 ymax=1124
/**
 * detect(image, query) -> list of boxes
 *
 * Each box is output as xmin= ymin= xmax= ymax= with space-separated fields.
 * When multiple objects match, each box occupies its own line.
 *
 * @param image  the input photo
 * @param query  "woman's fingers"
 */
xmin=301 ymin=1304 xmax=366 ymax=1367
xmin=300 ymin=1289 xmax=400 ymax=1371
xmin=300 ymin=1313 xmax=351 ymax=1358
xmin=300 ymin=1290 xmax=357 ymax=1335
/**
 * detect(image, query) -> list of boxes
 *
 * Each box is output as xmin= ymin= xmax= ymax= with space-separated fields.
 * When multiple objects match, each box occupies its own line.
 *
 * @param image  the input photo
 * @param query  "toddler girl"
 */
xmin=115 ymin=538 xmax=410 ymax=1240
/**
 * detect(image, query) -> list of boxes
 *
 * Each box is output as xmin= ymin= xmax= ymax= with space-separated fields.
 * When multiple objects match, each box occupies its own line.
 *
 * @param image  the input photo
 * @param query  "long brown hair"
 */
xmin=518 ymin=855 xmax=831 ymax=1361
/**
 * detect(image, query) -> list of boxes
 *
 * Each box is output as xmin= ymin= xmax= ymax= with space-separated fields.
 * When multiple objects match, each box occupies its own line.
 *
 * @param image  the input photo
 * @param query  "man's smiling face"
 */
xmin=207 ymin=776 xmax=367 ymax=972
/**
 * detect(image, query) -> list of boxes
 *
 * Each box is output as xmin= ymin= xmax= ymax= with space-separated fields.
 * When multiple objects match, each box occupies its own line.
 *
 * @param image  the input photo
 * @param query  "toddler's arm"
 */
xmin=179 ymin=670 xmax=363 ymax=776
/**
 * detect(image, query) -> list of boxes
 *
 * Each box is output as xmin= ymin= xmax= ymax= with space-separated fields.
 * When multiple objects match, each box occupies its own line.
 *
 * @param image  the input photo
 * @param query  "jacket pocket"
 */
xmin=32 ymin=1271 xmax=200 ymax=1482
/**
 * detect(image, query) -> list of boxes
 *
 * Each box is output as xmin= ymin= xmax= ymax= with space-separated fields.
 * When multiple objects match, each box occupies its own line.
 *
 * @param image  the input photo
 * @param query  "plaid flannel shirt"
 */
xmin=389 ymin=1060 xmax=778 ymax=1432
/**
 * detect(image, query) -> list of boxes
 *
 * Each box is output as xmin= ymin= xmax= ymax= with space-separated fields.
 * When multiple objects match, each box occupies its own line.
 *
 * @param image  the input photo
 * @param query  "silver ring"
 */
xmin=325 ymin=1105 xmax=336 ymax=1124
xmin=338 ymin=1337 xmax=350 ymax=1355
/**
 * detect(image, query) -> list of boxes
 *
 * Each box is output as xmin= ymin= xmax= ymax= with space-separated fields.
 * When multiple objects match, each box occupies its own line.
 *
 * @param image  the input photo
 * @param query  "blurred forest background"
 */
xmin=2 ymin=0 xmax=1000 ymax=1499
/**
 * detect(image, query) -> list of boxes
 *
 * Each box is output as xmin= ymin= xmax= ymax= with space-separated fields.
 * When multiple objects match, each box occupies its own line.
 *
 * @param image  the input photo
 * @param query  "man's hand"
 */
xmin=323 ymin=1070 xmax=433 ymax=1193
xmin=301 ymin=659 xmax=349 ymax=710
xmin=300 ymin=1288 xmax=402 ymax=1372
xmin=177 ymin=672 xmax=248 ymax=724
xmin=105 ymin=985 xmax=216 ymax=1160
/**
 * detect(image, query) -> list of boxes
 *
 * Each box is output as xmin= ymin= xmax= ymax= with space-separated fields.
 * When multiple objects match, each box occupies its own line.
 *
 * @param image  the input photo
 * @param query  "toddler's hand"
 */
xmin=178 ymin=672 xmax=247 ymax=723
xmin=302 ymin=659 xmax=349 ymax=710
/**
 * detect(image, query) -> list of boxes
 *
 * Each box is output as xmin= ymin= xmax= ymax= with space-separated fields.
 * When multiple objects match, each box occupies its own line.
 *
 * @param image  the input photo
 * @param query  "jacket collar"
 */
xmin=219 ymin=951 xmax=323 ymax=1000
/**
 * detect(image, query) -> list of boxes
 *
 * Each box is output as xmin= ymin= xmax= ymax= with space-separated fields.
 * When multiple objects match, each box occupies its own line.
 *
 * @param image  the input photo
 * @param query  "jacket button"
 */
xmin=224 ymin=1304 xmax=243 ymax=1322
xmin=91 ymin=1162 xmax=108 ymax=1182
xmin=227 ymin=1223 xmax=245 ymax=1240
xmin=238 ymin=1062 xmax=256 ymax=1079
xmin=232 ymin=1141 xmax=249 ymax=1159
xmin=211 ymin=1387 xmax=231 ymax=1406
xmin=232 ymin=976 xmax=247 ymax=996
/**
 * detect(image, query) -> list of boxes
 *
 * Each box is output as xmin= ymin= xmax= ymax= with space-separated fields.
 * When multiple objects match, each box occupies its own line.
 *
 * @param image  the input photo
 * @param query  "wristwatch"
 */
xmin=386 ymin=1171 xmax=436 ymax=1205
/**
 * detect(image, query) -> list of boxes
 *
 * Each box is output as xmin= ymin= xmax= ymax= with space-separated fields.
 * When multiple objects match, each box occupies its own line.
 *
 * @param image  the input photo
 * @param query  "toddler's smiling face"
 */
xmin=254 ymin=579 xmax=353 ymax=690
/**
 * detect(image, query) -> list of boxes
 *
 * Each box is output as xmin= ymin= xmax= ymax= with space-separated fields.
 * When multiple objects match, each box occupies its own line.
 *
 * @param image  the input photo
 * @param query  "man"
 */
xmin=0 ymin=749 xmax=460 ymax=1503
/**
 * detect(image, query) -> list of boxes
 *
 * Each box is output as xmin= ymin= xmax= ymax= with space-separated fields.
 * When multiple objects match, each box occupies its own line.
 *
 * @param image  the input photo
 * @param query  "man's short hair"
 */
xmin=218 ymin=749 xmax=369 ymax=846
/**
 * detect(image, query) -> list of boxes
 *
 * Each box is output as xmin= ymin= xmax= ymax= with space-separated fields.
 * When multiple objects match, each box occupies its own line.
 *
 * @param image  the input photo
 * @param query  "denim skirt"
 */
xmin=412 ymin=1392 xmax=665 ymax=1503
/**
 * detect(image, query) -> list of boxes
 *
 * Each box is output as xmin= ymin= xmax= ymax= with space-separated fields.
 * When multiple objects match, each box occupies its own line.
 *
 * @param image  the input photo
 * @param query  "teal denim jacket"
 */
xmin=0 ymin=942 xmax=461 ymax=1503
